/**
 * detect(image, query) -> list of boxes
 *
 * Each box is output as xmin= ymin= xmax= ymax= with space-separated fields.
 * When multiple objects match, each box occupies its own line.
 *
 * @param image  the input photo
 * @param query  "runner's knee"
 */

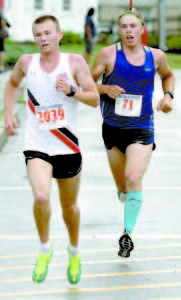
xmin=125 ymin=171 xmax=142 ymax=189
xmin=34 ymin=192 xmax=49 ymax=207
xmin=62 ymin=204 xmax=79 ymax=218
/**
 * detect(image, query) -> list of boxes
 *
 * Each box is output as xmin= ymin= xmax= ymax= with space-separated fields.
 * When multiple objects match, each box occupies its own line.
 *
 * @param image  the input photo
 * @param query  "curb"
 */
xmin=0 ymin=127 xmax=8 ymax=151
xmin=0 ymin=73 xmax=26 ymax=151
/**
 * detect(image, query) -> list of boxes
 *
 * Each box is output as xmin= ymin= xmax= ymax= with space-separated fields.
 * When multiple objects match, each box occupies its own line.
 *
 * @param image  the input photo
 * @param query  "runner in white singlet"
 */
xmin=4 ymin=15 xmax=99 ymax=284
xmin=25 ymin=52 xmax=79 ymax=155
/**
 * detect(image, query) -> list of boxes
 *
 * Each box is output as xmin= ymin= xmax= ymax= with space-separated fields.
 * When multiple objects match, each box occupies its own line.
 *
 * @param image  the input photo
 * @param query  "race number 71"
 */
xmin=123 ymin=98 xmax=133 ymax=110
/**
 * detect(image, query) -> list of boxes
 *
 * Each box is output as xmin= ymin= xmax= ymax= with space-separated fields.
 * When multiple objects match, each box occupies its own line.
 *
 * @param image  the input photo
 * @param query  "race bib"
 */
xmin=35 ymin=104 xmax=66 ymax=130
xmin=115 ymin=94 xmax=142 ymax=117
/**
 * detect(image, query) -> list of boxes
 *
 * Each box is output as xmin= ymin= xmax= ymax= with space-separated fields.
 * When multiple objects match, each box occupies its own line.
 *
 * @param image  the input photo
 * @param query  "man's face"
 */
xmin=119 ymin=15 xmax=143 ymax=46
xmin=33 ymin=20 xmax=62 ymax=53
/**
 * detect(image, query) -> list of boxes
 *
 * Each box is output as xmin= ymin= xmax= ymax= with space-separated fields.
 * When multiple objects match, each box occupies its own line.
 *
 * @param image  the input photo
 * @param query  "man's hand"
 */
xmin=4 ymin=112 xmax=19 ymax=136
xmin=56 ymin=75 xmax=71 ymax=95
xmin=157 ymin=96 xmax=173 ymax=113
xmin=104 ymin=85 xmax=126 ymax=99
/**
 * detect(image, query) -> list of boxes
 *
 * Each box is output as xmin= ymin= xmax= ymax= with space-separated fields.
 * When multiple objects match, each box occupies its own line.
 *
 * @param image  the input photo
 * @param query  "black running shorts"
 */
xmin=102 ymin=122 xmax=156 ymax=154
xmin=23 ymin=150 xmax=82 ymax=179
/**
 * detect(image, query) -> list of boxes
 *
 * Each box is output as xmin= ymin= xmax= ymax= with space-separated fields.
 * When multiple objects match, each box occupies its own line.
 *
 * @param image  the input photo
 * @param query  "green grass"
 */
xmin=61 ymin=44 xmax=181 ymax=69
xmin=60 ymin=43 xmax=105 ymax=66
xmin=0 ymin=110 xmax=5 ymax=127
xmin=4 ymin=40 xmax=105 ymax=68
xmin=0 ymin=110 xmax=4 ymax=118
xmin=166 ymin=53 xmax=181 ymax=69
xmin=4 ymin=39 xmax=181 ymax=69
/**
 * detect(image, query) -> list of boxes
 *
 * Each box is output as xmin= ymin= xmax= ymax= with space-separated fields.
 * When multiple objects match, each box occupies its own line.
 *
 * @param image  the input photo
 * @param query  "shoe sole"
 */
xmin=118 ymin=234 xmax=134 ymax=258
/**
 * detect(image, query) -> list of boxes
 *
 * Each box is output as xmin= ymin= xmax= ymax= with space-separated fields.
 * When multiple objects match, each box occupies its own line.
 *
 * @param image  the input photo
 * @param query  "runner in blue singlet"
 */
xmin=91 ymin=8 xmax=174 ymax=258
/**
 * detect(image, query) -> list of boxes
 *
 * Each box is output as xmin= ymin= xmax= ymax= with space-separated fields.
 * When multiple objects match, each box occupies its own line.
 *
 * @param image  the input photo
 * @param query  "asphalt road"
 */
xmin=0 ymin=71 xmax=181 ymax=299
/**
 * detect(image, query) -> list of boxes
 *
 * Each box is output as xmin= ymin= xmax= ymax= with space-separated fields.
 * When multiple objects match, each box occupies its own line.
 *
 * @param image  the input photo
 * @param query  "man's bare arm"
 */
xmin=4 ymin=54 xmax=28 ymax=114
xmin=1 ymin=19 xmax=6 ymax=30
xmin=91 ymin=46 xmax=125 ymax=98
xmin=153 ymin=49 xmax=174 ymax=113
xmin=4 ymin=54 xmax=30 ymax=135
xmin=56 ymin=54 xmax=99 ymax=107
xmin=74 ymin=55 xmax=99 ymax=107
xmin=156 ymin=50 xmax=174 ymax=95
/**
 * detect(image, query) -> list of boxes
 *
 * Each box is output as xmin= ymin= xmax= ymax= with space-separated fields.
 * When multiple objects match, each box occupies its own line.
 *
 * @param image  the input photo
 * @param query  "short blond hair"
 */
xmin=32 ymin=15 xmax=60 ymax=32
xmin=119 ymin=8 xmax=144 ymax=26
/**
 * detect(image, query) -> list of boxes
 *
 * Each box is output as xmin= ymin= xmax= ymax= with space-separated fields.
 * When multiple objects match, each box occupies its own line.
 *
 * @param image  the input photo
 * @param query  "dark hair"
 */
xmin=32 ymin=15 xmax=60 ymax=32
xmin=119 ymin=8 xmax=144 ymax=26
xmin=87 ymin=8 xmax=94 ymax=17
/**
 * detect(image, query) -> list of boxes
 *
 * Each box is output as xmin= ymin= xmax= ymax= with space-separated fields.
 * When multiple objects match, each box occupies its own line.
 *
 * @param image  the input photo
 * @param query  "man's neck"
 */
xmin=122 ymin=43 xmax=143 ymax=54
xmin=122 ymin=43 xmax=145 ymax=66
xmin=40 ymin=50 xmax=60 ymax=63
xmin=40 ymin=51 xmax=60 ymax=72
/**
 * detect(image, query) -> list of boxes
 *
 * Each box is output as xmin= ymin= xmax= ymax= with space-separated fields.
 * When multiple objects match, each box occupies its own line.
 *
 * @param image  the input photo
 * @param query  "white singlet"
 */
xmin=24 ymin=52 xmax=78 ymax=155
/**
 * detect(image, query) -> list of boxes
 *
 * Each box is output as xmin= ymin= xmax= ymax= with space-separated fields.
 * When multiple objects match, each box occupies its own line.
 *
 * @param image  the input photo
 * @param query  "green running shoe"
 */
xmin=67 ymin=246 xmax=81 ymax=284
xmin=32 ymin=244 xmax=53 ymax=283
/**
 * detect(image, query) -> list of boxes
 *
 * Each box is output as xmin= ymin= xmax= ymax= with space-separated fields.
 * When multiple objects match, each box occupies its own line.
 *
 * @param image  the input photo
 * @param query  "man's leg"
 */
xmin=106 ymin=146 xmax=127 ymax=203
xmin=0 ymin=50 xmax=5 ymax=71
xmin=84 ymin=39 xmax=92 ymax=65
xmin=27 ymin=158 xmax=53 ymax=283
xmin=118 ymin=143 xmax=153 ymax=257
xmin=28 ymin=158 xmax=52 ymax=243
xmin=124 ymin=143 xmax=153 ymax=232
xmin=56 ymin=172 xmax=81 ymax=284
xmin=57 ymin=172 xmax=81 ymax=247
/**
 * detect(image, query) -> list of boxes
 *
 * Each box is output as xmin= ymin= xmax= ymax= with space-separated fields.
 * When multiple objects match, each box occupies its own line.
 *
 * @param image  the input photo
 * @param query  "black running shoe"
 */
xmin=118 ymin=231 xmax=134 ymax=258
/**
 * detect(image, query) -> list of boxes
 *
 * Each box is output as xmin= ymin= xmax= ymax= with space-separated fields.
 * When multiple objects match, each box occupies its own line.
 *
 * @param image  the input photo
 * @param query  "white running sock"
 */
xmin=41 ymin=242 xmax=51 ymax=254
xmin=69 ymin=244 xmax=79 ymax=257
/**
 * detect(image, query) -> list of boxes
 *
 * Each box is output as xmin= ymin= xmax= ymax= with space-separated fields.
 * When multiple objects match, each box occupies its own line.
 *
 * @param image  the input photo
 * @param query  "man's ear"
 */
xmin=59 ymin=31 xmax=63 ymax=41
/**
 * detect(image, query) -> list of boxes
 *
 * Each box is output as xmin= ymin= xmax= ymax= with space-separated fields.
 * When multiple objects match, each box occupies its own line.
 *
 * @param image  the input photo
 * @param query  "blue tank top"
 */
xmin=100 ymin=43 xmax=156 ymax=130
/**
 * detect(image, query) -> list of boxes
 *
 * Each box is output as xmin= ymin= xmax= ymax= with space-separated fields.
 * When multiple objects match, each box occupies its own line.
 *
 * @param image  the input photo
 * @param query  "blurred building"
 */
xmin=2 ymin=0 xmax=181 ymax=41
xmin=3 ymin=0 xmax=98 ymax=41
xmin=98 ymin=0 xmax=181 ymax=21
xmin=98 ymin=0 xmax=181 ymax=36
